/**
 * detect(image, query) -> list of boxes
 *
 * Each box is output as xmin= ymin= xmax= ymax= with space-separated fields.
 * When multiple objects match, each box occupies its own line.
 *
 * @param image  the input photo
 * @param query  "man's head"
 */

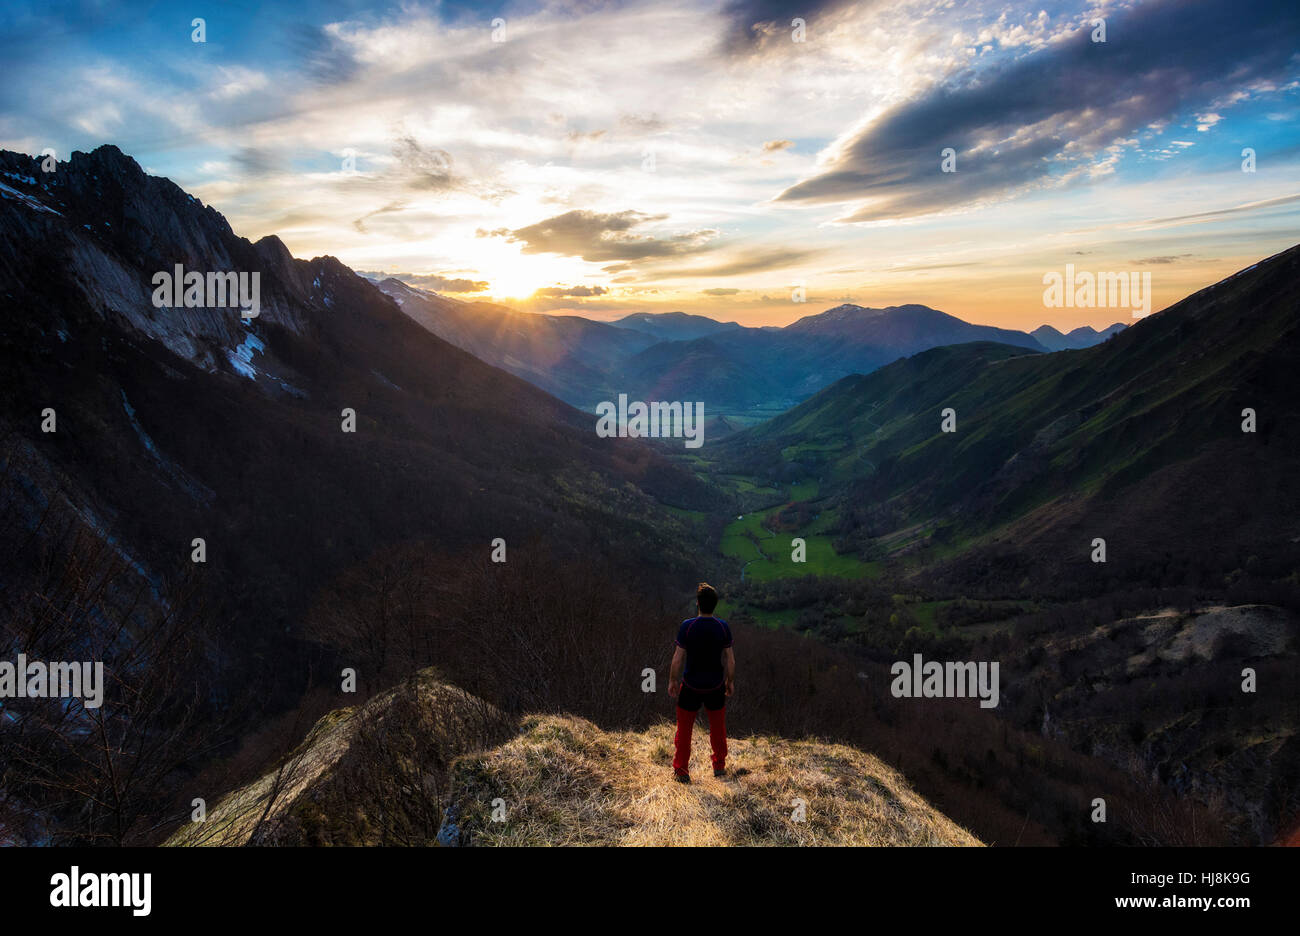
xmin=696 ymin=582 xmax=718 ymax=615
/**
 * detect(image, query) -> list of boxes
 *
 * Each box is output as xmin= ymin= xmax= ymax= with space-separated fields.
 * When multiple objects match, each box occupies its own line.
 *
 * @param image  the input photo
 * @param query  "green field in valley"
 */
xmin=717 ymin=481 xmax=881 ymax=582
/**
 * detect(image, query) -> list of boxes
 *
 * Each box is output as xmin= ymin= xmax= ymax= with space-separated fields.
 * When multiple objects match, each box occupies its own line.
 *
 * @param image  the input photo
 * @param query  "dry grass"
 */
xmin=168 ymin=675 xmax=981 ymax=847
xmin=445 ymin=714 xmax=982 ymax=847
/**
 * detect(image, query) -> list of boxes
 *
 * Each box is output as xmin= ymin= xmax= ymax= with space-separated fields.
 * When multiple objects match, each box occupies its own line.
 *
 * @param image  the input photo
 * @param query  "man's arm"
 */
xmin=669 ymin=646 xmax=686 ymax=697
xmin=723 ymin=647 xmax=735 ymax=696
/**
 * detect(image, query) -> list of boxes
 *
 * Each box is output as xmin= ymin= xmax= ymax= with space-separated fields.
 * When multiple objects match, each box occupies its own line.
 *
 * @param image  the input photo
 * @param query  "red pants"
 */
xmin=673 ymin=706 xmax=726 ymax=773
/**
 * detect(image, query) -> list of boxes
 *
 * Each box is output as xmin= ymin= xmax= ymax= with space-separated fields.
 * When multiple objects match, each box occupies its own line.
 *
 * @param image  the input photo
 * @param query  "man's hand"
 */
xmin=725 ymin=678 xmax=734 ymax=697
xmin=668 ymin=679 xmax=681 ymax=698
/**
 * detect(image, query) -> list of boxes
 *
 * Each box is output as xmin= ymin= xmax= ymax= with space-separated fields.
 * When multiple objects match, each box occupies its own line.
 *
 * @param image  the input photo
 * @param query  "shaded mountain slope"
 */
xmin=375 ymin=278 xmax=655 ymax=407
xmin=0 ymin=145 xmax=712 ymax=691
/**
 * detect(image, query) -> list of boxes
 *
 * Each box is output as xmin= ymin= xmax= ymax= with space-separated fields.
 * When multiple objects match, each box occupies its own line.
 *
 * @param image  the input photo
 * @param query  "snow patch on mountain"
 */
xmin=227 ymin=328 xmax=266 ymax=380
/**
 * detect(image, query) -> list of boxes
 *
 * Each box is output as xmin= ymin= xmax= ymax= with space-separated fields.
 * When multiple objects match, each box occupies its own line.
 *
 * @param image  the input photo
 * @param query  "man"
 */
xmin=668 ymin=583 xmax=735 ymax=783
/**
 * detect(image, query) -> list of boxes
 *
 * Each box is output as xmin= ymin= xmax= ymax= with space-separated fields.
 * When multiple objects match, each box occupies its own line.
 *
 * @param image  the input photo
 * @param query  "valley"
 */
xmin=0 ymin=144 xmax=1294 ymax=850
xmin=632 ymin=246 xmax=1300 ymax=845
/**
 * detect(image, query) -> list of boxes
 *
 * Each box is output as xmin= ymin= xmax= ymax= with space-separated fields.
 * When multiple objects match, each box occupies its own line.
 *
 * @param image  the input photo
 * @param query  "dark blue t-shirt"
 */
xmin=676 ymin=615 xmax=733 ymax=690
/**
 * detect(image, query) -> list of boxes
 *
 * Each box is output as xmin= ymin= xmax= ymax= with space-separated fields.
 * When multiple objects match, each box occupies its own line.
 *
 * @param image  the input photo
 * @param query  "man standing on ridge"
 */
xmin=668 ymin=583 xmax=734 ymax=783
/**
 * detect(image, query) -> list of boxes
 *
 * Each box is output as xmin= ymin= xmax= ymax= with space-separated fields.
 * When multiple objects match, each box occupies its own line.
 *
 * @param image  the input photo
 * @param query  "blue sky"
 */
xmin=2 ymin=0 xmax=1298 ymax=329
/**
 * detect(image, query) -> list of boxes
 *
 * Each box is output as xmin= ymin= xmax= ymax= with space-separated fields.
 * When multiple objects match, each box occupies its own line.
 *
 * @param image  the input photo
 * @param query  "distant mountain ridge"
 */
xmin=611 ymin=310 xmax=743 ymax=342
xmin=374 ymin=277 xmax=655 ymax=405
xmin=787 ymin=302 xmax=1044 ymax=353
xmin=1031 ymin=322 xmax=1127 ymax=351
xmin=379 ymin=284 xmax=1046 ymax=418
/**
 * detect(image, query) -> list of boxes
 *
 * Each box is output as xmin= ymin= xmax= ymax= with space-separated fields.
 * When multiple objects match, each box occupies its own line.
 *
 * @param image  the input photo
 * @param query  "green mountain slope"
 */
xmin=717 ymin=245 xmax=1300 ymax=590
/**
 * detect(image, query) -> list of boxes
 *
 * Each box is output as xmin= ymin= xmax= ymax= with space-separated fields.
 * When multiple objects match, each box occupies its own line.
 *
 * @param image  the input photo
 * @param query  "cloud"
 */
xmin=776 ymin=0 xmax=1300 ymax=222
xmin=231 ymin=147 xmax=283 ymax=177
xmin=8 ymin=0 xmax=1292 ymax=332
xmin=483 ymin=210 xmax=718 ymax=262
xmin=880 ymin=260 xmax=980 ymax=273
xmin=1134 ymin=193 xmax=1300 ymax=230
xmin=1195 ymin=113 xmax=1223 ymax=132
xmin=1132 ymin=255 xmax=1195 ymax=265
xmin=533 ymin=285 xmax=609 ymax=297
xmin=703 ymin=287 xmax=741 ymax=295
xmin=721 ymin=0 xmax=861 ymax=52
xmin=380 ymin=134 xmax=513 ymax=202
xmin=352 ymin=201 xmax=407 ymax=233
xmin=290 ymin=24 xmax=360 ymax=86
xmin=391 ymin=135 xmax=457 ymax=193
xmin=619 ymin=113 xmax=666 ymax=133
xmin=362 ymin=271 xmax=489 ymax=293
xmin=649 ymin=246 xmax=815 ymax=279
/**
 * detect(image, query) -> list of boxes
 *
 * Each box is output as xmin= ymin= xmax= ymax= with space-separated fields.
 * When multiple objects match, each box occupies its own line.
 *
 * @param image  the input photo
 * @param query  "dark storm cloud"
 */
xmin=777 ymin=0 xmax=1300 ymax=221
xmin=484 ymin=210 xmax=718 ymax=262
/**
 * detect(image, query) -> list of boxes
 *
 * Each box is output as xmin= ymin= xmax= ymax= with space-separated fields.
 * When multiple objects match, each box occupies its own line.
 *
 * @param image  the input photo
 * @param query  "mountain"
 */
xmin=721 ymin=246 xmax=1300 ymax=586
xmin=788 ymin=303 xmax=1045 ymax=353
xmin=713 ymin=249 xmax=1300 ymax=842
xmin=374 ymin=278 xmax=655 ymax=407
xmin=610 ymin=310 xmax=743 ymax=342
xmin=617 ymin=330 xmax=813 ymax=411
xmin=616 ymin=305 xmax=1043 ymax=416
xmin=380 ymin=285 xmax=1048 ymax=420
xmin=1031 ymin=322 xmax=1127 ymax=351
xmin=166 ymin=669 xmax=980 ymax=847
xmin=0 ymin=144 xmax=711 ymax=720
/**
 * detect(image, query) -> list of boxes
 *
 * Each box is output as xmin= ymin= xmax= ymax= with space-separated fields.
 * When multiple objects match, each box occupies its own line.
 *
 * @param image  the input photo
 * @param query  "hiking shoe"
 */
xmin=713 ymin=767 xmax=727 ymax=778
xmin=673 ymin=770 xmax=691 ymax=784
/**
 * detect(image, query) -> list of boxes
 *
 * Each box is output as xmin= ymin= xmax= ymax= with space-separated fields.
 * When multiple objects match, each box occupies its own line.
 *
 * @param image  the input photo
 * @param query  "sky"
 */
xmin=2 ymin=0 xmax=1298 ymax=331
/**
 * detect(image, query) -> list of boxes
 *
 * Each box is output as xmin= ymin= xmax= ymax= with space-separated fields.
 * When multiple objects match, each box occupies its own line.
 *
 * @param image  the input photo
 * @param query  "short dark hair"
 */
xmin=696 ymin=582 xmax=718 ymax=614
